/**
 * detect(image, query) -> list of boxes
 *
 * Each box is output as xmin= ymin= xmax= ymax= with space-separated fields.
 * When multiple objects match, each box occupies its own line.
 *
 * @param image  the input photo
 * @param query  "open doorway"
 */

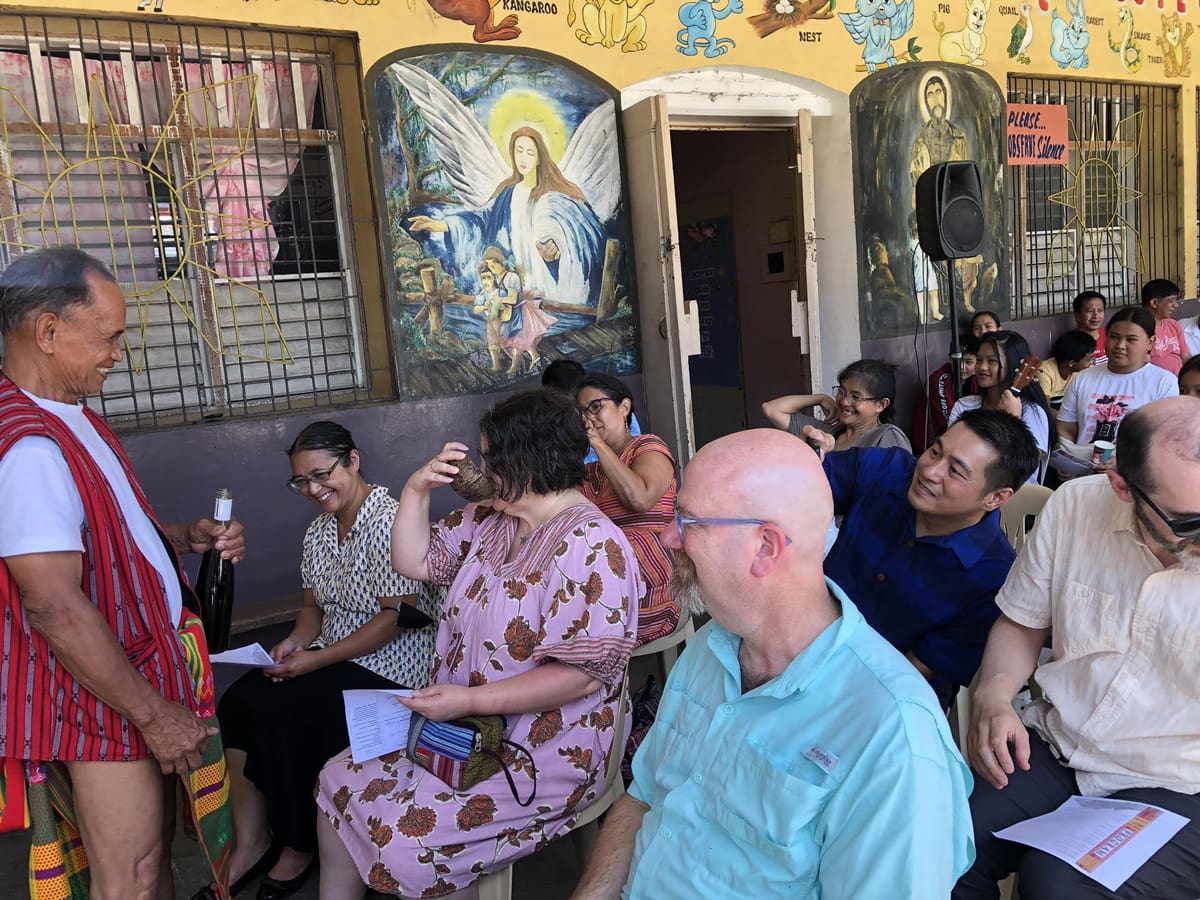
xmin=672 ymin=128 xmax=809 ymax=449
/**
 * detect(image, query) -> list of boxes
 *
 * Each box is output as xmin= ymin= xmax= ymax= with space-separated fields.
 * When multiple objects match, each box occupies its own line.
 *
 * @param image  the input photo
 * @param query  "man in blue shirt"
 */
xmin=571 ymin=428 xmax=975 ymax=900
xmin=811 ymin=408 xmax=1040 ymax=704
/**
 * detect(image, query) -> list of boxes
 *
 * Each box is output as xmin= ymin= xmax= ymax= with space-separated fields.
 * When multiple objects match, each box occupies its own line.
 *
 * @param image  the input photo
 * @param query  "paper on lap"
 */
xmin=343 ymin=689 xmax=415 ymax=764
xmin=994 ymin=795 xmax=1189 ymax=891
xmin=208 ymin=643 xmax=275 ymax=666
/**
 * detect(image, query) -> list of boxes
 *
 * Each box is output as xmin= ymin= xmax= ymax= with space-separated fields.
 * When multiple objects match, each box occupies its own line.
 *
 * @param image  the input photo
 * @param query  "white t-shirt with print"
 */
xmin=0 ymin=392 xmax=183 ymax=623
xmin=1057 ymin=363 xmax=1180 ymax=444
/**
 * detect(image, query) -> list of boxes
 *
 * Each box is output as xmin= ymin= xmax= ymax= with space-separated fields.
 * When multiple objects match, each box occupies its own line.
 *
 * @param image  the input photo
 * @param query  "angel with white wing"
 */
xmin=392 ymin=61 xmax=618 ymax=311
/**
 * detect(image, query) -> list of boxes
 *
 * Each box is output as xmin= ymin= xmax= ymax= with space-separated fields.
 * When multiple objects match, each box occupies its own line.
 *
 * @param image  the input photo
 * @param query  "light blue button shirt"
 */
xmin=625 ymin=580 xmax=975 ymax=899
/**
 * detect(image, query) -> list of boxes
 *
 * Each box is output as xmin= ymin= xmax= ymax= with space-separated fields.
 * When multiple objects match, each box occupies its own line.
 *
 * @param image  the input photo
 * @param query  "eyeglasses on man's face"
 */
xmin=287 ymin=455 xmax=347 ymax=494
xmin=834 ymin=385 xmax=880 ymax=405
xmin=580 ymin=397 xmax=617 ymax=417
xmin=673 ymin=503 xmax=792 ymax=546
xmin=1130 ymin=483 xmax=1200 ymax=539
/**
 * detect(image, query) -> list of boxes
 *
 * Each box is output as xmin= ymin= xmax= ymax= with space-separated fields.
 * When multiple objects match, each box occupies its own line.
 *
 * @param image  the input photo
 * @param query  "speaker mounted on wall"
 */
xmin=915 ymin=161 xmax=985 ymax=261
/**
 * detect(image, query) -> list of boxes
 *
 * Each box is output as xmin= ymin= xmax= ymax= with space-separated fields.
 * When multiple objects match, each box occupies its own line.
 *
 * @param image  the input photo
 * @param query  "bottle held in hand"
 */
xmin=197 ymin=488 xmax=236 ymax=652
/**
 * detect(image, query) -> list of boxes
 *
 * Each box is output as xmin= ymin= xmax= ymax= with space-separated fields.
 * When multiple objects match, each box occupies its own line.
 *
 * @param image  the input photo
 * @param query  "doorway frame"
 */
xmin=621 ymin=68 xmax=859 ymax=465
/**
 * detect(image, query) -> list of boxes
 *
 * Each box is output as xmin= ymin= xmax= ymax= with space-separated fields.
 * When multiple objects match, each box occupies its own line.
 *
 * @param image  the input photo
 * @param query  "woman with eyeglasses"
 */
xmin=575 ymin=373 xmax=679 ymax=646
xmin=948 ymin=330 xmax=1052 ymax=484
xmin=195 ymin=422 xmax=443 ymax=900
xmin=313 ymin=389 xmax=640 ymax=900
xmin=762 ymin=359 xmax=911 ymax=453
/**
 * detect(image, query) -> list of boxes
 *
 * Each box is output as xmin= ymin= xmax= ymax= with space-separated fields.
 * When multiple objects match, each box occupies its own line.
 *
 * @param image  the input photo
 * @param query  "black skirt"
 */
xmin=217 ymin=660 xmax=401 ymax=851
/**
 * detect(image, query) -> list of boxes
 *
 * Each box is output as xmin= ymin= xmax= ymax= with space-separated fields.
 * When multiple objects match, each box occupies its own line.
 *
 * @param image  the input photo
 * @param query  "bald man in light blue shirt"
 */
xmin=571 ymin=428 xmax=974 ymax=900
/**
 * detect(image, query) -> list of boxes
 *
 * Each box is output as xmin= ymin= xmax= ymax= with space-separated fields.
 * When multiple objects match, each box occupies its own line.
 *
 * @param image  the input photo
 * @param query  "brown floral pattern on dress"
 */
xmin=360 ymin=778 xmax=398 ymax=803
xmin=315 ymin=502 xmax=640 ymax=898
xmin=528 ymin=709 xmax=563 ymax=747
xmin=368 ymin=816 xmax=394 ymax=848
xmin=455 ymin=795 xmax=497 ymax=831
xmin=396 ymin=805 xmax=438 ymax=838
xmin=503 ymin=615 xmax=537 ymax=662
xmin=369 ymin=862 xmax=400 ymax=893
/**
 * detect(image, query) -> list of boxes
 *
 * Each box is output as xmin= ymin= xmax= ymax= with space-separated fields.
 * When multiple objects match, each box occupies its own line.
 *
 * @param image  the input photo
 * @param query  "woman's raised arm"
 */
xmin=393 ymin=442 xmax=468 ymax=580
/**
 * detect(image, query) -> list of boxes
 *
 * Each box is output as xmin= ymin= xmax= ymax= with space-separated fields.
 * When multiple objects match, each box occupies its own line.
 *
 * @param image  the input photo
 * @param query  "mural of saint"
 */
xmin=849 ymin=63 xmax=1008 ymax=339
xmin=375 ymin=53 xmax=637 ymax=397
xmin=909 ymin=73 xmax=969 ymax=207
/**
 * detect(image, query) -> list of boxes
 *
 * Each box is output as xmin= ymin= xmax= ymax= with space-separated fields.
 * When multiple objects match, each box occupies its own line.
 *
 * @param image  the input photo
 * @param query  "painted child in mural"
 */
xmin=477 ymin=245 xmax=561 ymax=376
xmin=473 ymin=261 xmax=513 ymax=372
xmin=409 ymin=127 xmax=607 ymax=309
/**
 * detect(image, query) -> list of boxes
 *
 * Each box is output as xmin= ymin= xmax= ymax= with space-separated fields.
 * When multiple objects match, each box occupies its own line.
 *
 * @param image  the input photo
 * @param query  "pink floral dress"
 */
xmin=315 ymin=502 xmax=639 ymax=897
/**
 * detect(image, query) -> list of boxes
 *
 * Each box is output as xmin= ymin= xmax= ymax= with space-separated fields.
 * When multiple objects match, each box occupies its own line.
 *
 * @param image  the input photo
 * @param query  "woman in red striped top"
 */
xmin=577 ymin=373 xmax=679 ymax=646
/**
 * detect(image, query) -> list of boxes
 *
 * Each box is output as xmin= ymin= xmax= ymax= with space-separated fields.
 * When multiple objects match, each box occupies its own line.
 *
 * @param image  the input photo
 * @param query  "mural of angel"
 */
xmin=376 ymin=53 xmax=637 ymax=397
xmin=392 ymin=61 xmax=617 ymax=309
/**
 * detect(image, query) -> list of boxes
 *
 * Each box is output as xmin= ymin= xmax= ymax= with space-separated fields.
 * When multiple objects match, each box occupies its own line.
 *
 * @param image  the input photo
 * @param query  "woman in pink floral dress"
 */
xmin=315 ymin=389 xmax=640 ymax=899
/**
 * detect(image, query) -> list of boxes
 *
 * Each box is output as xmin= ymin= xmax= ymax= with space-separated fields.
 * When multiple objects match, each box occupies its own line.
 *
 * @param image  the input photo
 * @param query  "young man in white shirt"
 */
xmin=954 ymin=396 xmax=1200 ymax=899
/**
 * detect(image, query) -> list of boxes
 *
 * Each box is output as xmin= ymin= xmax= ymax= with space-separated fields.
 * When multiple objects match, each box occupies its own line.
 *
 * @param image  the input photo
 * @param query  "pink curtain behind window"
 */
xmin=0 ymin=52 xmax=319 ymax=280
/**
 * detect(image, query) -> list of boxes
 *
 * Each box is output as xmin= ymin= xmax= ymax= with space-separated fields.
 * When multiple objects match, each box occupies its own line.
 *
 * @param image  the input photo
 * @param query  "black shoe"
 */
xmin=188 ymin=844 xmax=280 ymax=900
xmin=256 ymin=858 xmax=317 ymax=900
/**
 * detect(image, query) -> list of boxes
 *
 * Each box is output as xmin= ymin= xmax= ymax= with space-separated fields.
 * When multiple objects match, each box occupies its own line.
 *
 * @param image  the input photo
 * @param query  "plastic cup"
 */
xmin=1091 ymin=440 xmax=1115 ymax=465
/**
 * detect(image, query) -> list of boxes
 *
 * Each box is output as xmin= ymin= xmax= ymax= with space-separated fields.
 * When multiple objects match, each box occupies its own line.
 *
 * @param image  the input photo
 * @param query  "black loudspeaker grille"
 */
xmin=943 ymin=196 xmax=984 ymax=254
xmin=914 ymin=161 xmax=985 ymax=261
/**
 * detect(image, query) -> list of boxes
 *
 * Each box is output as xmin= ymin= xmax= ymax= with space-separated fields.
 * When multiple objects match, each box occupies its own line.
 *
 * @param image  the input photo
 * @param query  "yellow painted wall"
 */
xmin=11 ymin=0 xmax=1200 ymax=294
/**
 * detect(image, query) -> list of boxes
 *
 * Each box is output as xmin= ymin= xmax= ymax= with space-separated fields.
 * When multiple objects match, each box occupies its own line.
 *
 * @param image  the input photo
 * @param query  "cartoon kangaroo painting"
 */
xmin=1050 ymin=0 xmax=1090 ymax=69
xmin=676 ymin=0 xmax=744 ymax=57
xmin=840 ymin=0 xmax=915 ymax=72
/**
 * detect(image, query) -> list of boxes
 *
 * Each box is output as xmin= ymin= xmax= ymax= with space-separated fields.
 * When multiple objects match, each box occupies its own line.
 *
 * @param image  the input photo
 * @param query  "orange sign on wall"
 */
xmin=1007 ymin=104 xmax=1069 ymax=166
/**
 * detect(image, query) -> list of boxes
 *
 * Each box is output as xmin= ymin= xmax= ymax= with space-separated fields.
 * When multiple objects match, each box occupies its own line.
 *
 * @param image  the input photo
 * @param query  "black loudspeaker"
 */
xmin=915 ymin=161 xmax=985 ymax=261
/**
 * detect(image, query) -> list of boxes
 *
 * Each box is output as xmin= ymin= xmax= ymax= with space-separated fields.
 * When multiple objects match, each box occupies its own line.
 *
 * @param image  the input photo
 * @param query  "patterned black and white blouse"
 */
xmin=301 ymin=485 xmax=442 ymax=686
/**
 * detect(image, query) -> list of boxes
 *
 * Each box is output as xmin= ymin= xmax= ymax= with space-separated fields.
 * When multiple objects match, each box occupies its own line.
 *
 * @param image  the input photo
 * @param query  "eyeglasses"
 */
xmin=1130 ymin=484 xmax=1200 ymax=538
xmin=834 ymin=385 xmax=880 ymax=405
xmin=581 ymin=397 xmax=617 ymax=417
xmin=287 ymin=455 xmax=346 ymax=494
xmin=673 ymin=504 xmax=792 ymax=546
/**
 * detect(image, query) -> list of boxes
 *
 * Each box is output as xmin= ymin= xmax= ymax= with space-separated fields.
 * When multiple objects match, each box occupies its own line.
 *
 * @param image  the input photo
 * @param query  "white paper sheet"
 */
xmin=994 ymin=796 xmax=1189 ymax=890
xmin=343 ymin=690 xmax=415 ymax=764
xmin=208 ymin=643 xmax=276 ymax=666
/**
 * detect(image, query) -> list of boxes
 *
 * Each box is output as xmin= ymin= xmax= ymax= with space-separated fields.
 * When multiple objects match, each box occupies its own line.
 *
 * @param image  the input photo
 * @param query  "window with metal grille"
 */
xmin=1007 ymin=77 xmax=1181 ymax=320
xmin=0 ymin=14 xmax=377 ymax=429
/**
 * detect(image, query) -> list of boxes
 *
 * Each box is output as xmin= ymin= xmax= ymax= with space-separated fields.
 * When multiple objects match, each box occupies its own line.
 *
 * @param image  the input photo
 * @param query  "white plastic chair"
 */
xmin=999 ymin=483 xmax=1053 ymax=554
xmin=631 ymin=610 xmax=694 ymax=680
xmin=952 ymin=485 xmax=1053 ymax=754
xmin=477 ymin=675 xmax=631 ymax=900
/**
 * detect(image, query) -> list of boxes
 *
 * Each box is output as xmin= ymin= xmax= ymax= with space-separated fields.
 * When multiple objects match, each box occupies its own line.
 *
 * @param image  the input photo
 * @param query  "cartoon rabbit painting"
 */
xmin=840 ymin=0 xmax=915 ymax=72
xmin=1050 ymin=0 xmax=1090 ymax=68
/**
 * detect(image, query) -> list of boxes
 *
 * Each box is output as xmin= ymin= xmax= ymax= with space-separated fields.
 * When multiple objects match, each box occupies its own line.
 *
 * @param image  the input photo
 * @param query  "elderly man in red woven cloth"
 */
xmin=0 ymin=247 xmax=245 ymax=900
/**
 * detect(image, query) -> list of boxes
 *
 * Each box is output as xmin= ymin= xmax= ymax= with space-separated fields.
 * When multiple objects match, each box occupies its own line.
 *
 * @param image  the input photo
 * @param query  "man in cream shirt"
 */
xmin=954 ymin=396 xmax=1200 ymax=899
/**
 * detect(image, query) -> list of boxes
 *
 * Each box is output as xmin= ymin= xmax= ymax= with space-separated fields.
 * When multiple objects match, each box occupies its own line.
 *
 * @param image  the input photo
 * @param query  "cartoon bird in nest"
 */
xmin=747 ymin=0 xmax=835 ymax=38
xmin=1007 ymin=2 xmax=1034 ymax=64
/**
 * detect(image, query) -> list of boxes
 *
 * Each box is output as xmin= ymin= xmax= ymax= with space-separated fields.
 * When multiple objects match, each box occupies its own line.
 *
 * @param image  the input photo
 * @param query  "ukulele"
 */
xmin=1009 ymin=355 xmax=1042 ymax=396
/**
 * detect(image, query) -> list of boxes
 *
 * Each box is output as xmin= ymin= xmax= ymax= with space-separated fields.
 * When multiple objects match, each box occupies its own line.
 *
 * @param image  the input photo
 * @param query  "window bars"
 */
xmin=0 ymin=13 xmax=372 ymax=429
xmin=1007 ymin=76 xmax=1181 ymax=320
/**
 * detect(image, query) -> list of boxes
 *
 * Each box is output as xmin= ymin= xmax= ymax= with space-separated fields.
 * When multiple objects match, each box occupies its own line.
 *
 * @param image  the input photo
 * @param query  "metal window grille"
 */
xmin=1007 ymin=76 xmax=1181 ymax=319
xmin=0 ymin=13 xmax=372 ymax=430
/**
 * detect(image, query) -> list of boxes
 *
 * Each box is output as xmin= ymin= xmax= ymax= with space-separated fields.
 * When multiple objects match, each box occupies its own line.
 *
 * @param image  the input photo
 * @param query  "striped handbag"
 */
xmin=407 ymin=714 xmax=537 ymax=806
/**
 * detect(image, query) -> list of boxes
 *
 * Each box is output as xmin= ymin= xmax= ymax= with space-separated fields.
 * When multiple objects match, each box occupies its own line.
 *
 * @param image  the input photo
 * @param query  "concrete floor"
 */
xmin=0 ymin=620 xmax=635 ymax=899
